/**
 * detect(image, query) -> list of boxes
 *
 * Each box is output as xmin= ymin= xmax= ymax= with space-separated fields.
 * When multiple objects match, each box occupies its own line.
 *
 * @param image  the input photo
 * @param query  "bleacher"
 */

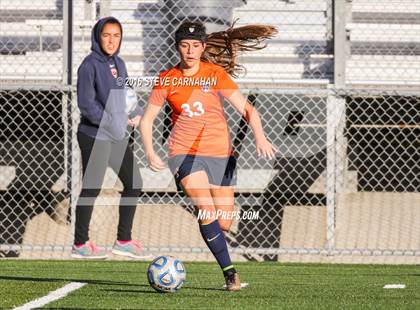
xmin=0 ymin=0 xmax=63 ymax=83
xmin=233 ymin=0 xmax=332 ymax=84
xmin=348 ymin=0 xmax=420 ymax=85
xmin=0 ymin=0 xmax=419 ymax=86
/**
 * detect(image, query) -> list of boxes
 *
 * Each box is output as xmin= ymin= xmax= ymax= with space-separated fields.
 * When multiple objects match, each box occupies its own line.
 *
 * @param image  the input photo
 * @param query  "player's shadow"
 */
xmin=0 ymin=275 xmax=138 ymax=287
xmin=103 ymin=285 xmax=225 ymax=294
xmin=102 ymin=287 xmax=159 ymax=295
xmin=183 ymin=285 xmax=225 ymax=291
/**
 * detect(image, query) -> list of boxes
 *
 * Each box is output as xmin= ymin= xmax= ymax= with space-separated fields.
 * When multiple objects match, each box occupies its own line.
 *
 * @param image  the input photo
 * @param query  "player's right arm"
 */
xmin=140 ymin=103 xmax=166 ymax=171
xmin=141 ymin=76 xmax=169 ymax=171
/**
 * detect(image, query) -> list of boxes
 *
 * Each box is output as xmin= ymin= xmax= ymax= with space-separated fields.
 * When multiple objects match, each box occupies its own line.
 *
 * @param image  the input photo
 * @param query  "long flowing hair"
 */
xmin=202 ymin=21 xmax=278 ymax=77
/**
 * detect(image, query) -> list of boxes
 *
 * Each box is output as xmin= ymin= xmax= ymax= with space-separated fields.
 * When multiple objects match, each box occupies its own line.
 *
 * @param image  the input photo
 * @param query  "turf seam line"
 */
xmin=12 ymin=282 xmax=87 ymax=310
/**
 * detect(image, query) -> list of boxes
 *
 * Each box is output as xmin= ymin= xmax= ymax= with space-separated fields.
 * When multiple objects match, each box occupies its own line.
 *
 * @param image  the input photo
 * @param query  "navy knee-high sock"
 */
xmin=199 ymin=220 xmax=235 ymax=275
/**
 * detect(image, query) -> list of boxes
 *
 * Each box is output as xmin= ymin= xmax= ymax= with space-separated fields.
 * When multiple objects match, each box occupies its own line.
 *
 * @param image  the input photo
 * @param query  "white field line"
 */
xmin=12 ymin=282 xmax=87 ymax=310
xmin=383 ymin=284 xmax=406 ymax=289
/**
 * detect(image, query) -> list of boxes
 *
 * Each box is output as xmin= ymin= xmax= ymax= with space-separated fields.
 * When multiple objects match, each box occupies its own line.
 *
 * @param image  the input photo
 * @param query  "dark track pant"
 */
xmin=74 ymin=132 xmax=142 ymax=244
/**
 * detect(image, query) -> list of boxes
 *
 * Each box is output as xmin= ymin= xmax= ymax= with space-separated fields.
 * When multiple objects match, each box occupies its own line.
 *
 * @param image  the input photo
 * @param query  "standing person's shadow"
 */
xmin=236 ymin=150 xmax=327 ymax=261
xmin=0 ymin=89 xmax=68 ymax=257
xmin=233 ymin=95 xmax=328 ymax=261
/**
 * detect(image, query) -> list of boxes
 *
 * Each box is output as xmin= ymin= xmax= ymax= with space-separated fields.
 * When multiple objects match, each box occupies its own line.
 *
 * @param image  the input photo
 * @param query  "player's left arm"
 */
xmin=226 ymin=90 xmax=278 ymax=160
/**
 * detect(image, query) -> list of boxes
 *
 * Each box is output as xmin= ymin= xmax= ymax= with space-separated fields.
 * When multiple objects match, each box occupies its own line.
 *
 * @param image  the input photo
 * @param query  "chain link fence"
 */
xmin=1 ymin=0 xmax=419 ymax=261
xmin=333 ymin=89 xmax=419 ymax=257
xmin=1 ymin=86 xmax=418 ymax=260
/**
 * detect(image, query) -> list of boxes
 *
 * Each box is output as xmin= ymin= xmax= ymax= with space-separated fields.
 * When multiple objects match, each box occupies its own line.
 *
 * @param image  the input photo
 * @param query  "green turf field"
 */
xmin=0 ymin=260 xmax=418 ymax=309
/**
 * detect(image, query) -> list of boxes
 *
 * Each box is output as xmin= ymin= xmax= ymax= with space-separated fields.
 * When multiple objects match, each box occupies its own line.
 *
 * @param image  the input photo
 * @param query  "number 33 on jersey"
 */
xmin=181 ymin=101 xmax=205 ymax=118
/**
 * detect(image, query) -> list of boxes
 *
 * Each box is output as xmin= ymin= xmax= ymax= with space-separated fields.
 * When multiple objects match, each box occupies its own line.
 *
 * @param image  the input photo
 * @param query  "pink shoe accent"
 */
xmin=117 ymin=240 xmax=141 ymax=251
xmin=131 ymin=240 xmax=141 ymax=251
xmin=117 ymin=240 xmax=131 ymax=245
xmin=88 ymin=241 xmax=100 ymax=254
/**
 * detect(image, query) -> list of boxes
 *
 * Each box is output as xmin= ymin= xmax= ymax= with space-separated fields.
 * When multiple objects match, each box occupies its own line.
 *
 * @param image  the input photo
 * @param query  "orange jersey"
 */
xmin=149 ymin=61 xmax=238 ymax=157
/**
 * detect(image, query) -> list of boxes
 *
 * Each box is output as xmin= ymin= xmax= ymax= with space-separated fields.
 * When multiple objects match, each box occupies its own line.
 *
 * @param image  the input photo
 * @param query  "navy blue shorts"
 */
xmin=168 ymin=154 xmax=237 ymax=191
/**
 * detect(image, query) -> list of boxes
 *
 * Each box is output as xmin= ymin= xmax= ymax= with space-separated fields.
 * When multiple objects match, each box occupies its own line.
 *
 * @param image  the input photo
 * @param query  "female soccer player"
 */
xmin=140 ymin=21 xmax=277 ymax=290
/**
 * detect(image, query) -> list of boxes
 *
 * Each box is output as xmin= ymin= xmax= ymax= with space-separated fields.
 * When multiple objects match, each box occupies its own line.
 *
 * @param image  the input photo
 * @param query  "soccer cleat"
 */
xmin=225 ymin=272 xmax=241 ymax=291
xmin=111 ymin=240 xmax=151 ymax=259
xmin=71 ymin=241 xmax=108 ymax=259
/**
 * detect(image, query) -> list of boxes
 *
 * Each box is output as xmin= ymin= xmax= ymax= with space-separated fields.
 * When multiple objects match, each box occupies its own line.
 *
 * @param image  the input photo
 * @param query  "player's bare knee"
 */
xmin=196 ymin=205 xmax=217 ymax=225
xmin=218 ymin=219 xmax=232 ymax=232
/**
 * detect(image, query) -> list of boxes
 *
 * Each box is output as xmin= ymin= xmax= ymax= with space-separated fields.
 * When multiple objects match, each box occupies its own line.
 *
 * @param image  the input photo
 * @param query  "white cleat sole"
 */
xmin=223 ymin=282 xmax=249 ymax=289
xmin=70 ymin=253 xmax=108 ymax=260
xmin=111 ymin=249 xmax=152 ymax=260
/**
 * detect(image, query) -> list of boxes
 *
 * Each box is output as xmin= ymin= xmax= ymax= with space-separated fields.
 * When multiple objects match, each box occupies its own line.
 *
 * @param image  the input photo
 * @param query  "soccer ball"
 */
xmin=147 ymin=255 xmax=186 ymax=293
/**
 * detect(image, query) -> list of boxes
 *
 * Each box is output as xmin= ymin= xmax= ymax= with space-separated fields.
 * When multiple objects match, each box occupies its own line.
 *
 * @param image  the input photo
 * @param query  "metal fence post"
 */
xmin=326 ymin=89 xmax=336 ymax=251
xmin=326 ymin=0 xmax=351 ymax=252
xmin=63 ymin=0 xmax=75 ymax=245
